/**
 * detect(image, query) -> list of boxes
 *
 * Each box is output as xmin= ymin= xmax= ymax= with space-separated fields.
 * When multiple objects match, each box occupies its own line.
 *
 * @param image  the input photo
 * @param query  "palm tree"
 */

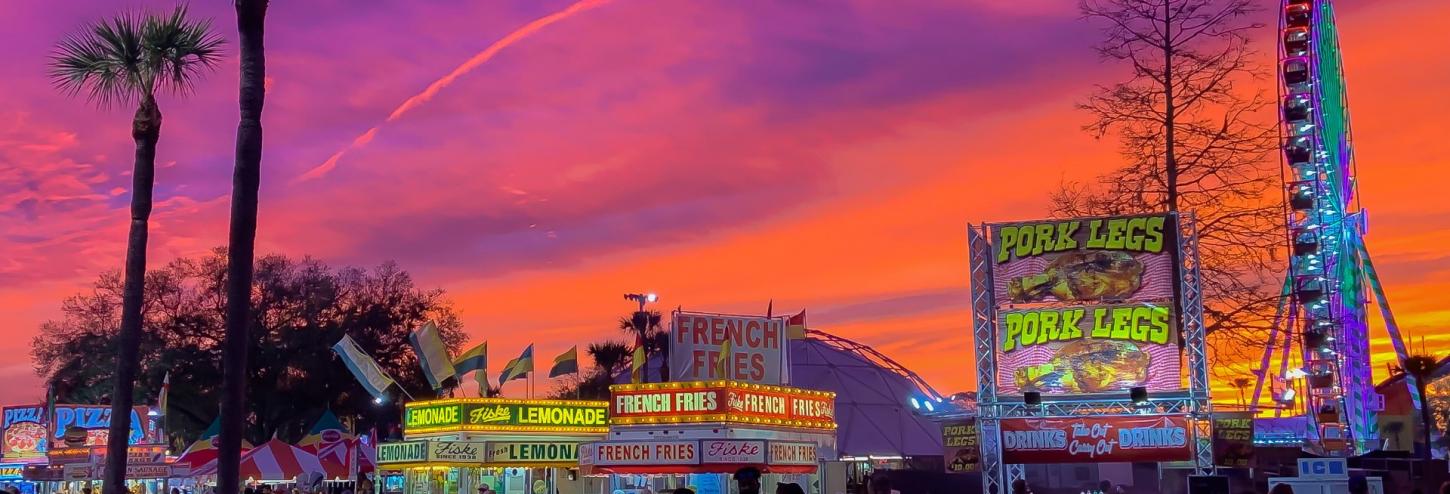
xmin=619 ymin=310 xmax=669 ymax=380
xmin=1400 ymin=354 xmax=1440 ymax=461
xmin=1230 ymin=377 xmax=1253 ymax=407
xmin=588 ymin=340 xmax=632 ymax=377
xmin=48 ymin=9 xmax=221 ymax=494
xmin=218 ymin=2 xmax=268 ymax=494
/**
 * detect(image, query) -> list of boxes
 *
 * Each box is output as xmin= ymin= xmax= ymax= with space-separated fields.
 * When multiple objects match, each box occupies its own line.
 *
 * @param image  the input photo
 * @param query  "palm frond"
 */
xmin=145 ymin=5 xmax=226 ymax=97
xmin=48 ymin=5 xmax=223 ymax=108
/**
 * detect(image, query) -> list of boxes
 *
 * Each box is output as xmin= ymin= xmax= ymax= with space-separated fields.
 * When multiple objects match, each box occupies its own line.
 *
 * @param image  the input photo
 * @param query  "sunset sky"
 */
xmin=2 ymin=0 xmax=1447 ymax=404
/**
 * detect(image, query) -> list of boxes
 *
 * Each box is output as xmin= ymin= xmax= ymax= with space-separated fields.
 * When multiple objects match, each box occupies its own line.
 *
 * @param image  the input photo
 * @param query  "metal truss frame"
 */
xmin=970 ymin=214 xmax=1214 ymax=494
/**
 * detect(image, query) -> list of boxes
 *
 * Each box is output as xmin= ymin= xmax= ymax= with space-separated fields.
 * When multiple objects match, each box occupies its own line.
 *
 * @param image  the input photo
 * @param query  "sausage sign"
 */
xmin=670 ymin=312 xmax=785 ymax=385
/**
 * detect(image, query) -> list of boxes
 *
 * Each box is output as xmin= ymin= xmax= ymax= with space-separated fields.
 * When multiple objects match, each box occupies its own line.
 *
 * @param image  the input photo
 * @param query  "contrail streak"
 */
xmin=294 ymin=0 xmax=612 ymax=183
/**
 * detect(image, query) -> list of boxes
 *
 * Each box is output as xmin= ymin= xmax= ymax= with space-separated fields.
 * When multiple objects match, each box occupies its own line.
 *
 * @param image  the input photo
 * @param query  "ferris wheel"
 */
xmin=1251 ymin=0 xmax=1417 ymax=454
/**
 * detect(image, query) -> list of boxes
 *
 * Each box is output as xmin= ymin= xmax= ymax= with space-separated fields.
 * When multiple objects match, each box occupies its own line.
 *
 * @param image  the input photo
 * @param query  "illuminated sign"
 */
xmin=125 ymin=464 xmax=170 ymax=479
xmin=986 ymin=214 xmax=1184 ymax=396
xmin=591 ymin=441 xmax=699 ymax=466
xmin=486 ymin=442 xmax=579 ymax=465
xmin=701 ymin=440 xmax=764 ymax=464
xmin=428 ymin=441 xmax=486 ymax=463
xmin=999 ymin=415 xmax=1190 ymax=464
xmin=2 ymin=405 xmax=48 ymax=459
xmin=49 ymin=405 xmax=152 ymax=448
xmin=767 ymin=442 xmax=817 ymax=466
xmin=378 ymin=441 xmax=429 ymax=464
xmin=584 ymin=440 xmax=822 ymax=471
xmin=609 ymin=381 xmax=835 ymax=430
xmin=47 ymin=444 xmax=165 ymax=466
xmin=0 ymin=463 xmax=23 ymax=480
xmin=403 ymin=399 xmax=609 ymax=435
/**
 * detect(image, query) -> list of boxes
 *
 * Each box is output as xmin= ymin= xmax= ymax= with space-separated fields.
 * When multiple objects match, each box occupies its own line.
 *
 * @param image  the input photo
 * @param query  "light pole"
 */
xmin=623 ymin=293 xmax=659 ymax=382
xmin=623 ymin=292 xmax=658 ymax=313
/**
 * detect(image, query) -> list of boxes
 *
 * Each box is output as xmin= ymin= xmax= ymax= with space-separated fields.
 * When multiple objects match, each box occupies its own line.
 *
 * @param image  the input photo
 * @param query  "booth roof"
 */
xmin=615 ymin=332 xmax=944 ymax=458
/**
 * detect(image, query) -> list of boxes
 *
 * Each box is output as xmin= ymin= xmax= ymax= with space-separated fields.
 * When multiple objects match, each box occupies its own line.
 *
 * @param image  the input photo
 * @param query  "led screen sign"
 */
xmin=988 ymin=214 xmax=1184 ymax=396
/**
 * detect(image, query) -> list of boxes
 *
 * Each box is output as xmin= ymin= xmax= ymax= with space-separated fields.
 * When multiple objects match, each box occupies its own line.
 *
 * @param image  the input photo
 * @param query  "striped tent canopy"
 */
xmin=193 ymin=439 xmax=324 ymax=480
xmin=175 ymin=420 xmax=255 ymax=469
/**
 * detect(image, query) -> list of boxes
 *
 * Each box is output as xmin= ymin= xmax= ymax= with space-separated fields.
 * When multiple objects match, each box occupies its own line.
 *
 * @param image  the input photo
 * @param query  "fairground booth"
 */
xmin=578 ymin=379 xmax=837 ymax=494
xmin=377 ymin=398 xmax=608 ymax=494
xmin=966 ymin=214 xmax=1216 ymax=494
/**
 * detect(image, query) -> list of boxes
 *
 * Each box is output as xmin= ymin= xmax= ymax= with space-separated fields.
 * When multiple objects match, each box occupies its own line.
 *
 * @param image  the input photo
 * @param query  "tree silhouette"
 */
xmin=32 ymin=250 xmax=464 ymax=446
xmin=1059 ymin=0 xmax=1281 ymax=368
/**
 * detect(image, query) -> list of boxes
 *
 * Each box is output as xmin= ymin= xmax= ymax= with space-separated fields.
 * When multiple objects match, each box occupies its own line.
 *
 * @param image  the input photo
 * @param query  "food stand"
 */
xmin=580 ymin=380 xmax=837 ymax=494
xmin=378 ymin=398 xmax=609 ymax=494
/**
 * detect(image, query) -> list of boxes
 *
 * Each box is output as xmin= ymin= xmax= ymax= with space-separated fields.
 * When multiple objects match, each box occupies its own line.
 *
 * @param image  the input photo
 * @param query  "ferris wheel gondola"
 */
xmin=1251 ymin=0 xmax=1417 ymax=455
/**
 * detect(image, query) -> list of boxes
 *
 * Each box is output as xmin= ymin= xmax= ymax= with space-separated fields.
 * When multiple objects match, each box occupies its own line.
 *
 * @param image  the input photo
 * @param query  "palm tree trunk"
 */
xmin=101 ymin=94 xmax=161 ymax=494
xmin=1419 ymin=381 xmax=1434 ymax=461
xmin=217 ymin=2 xmax=267 ymax=494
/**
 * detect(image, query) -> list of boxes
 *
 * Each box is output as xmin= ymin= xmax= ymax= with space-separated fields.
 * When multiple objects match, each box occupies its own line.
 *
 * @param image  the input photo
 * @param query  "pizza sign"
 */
xmin=2 ymin=405 xmax=47 ymax=458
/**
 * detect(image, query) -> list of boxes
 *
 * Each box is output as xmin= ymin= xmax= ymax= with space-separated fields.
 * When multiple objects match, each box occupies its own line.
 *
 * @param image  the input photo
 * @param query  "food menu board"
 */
xmin=988 ymin=214 xmax=1184 ymax=395
xmin=2 ymin=405 xmax=47 ymax=460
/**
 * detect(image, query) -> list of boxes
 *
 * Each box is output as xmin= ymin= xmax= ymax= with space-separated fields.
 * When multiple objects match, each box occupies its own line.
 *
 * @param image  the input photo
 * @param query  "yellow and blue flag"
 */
xmin=408 ymin=321 xmax=456 ymax=390
xmin=548 ymin=346 xmax=579 ymax=378
xmin=453 ymin=342 xmax=487 ymax=394
xmin=497 ymin=344 xmax=535 ymax=386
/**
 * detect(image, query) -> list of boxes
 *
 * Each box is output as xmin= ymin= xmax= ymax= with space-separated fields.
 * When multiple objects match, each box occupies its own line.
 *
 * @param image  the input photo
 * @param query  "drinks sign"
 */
xmin=999 ymin=415 xmax=1191 ymax=464
xmin=403 ymin=399 xmax=609 ymax=434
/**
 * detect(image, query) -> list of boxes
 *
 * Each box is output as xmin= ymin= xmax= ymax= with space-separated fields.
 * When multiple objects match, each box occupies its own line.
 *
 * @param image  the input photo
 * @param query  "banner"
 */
xmin=0 ymin=464 xmax=23 ymax=480
xmin=988 ymin=214 xmax=1183 ymax=396
xmin=403 ymin=399 xmax=608 ymax=434
xmin=943 ymin=419 xmax=981 ymax=473
xmin=999 ymin=415 xmax=1191 ymax=464
xmin=609 ymin=382 xmax=835 ymax=430
xmin=333 ymin=335 xmax=397 ymax=400
xmin=671 ymin=312 xmax=785 ymax=384
xmin=2 ymin=405 xmax=48 ymax=460
xmin=1212 ymin=412 xmax=1255 ymax=468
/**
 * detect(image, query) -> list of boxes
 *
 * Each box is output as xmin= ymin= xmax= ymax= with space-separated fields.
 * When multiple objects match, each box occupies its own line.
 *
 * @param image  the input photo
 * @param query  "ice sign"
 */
xmin=1296 ymin=458 xmax=1347 ymax=479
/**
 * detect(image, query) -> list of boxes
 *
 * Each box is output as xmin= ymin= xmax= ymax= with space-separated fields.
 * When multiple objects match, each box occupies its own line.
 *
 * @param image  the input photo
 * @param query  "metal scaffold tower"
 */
xmin=1251 ymin=0 xmax=1417 ymax=454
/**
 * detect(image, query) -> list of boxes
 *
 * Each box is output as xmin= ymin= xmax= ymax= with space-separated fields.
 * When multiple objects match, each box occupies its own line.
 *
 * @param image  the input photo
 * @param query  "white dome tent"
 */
xmin=789 ymin=330 xmax=946 ymax=459
xmin=620 ymin=329 xmax=948 ymax=459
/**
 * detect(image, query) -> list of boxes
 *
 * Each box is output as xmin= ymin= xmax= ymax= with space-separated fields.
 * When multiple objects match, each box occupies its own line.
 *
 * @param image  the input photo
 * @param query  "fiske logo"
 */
xmin=469 ymin=405 xmax=511 ymax=424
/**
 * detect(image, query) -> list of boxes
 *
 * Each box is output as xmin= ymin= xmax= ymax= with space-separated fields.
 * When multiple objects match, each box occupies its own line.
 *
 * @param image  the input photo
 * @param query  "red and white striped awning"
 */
xmin=193 ymin=439 xmax=324 ymax=480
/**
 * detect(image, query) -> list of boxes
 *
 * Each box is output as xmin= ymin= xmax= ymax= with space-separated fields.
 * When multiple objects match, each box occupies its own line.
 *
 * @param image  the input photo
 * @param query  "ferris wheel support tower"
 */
xmin=1250 ymin=0 xmax=1418 ymax=455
